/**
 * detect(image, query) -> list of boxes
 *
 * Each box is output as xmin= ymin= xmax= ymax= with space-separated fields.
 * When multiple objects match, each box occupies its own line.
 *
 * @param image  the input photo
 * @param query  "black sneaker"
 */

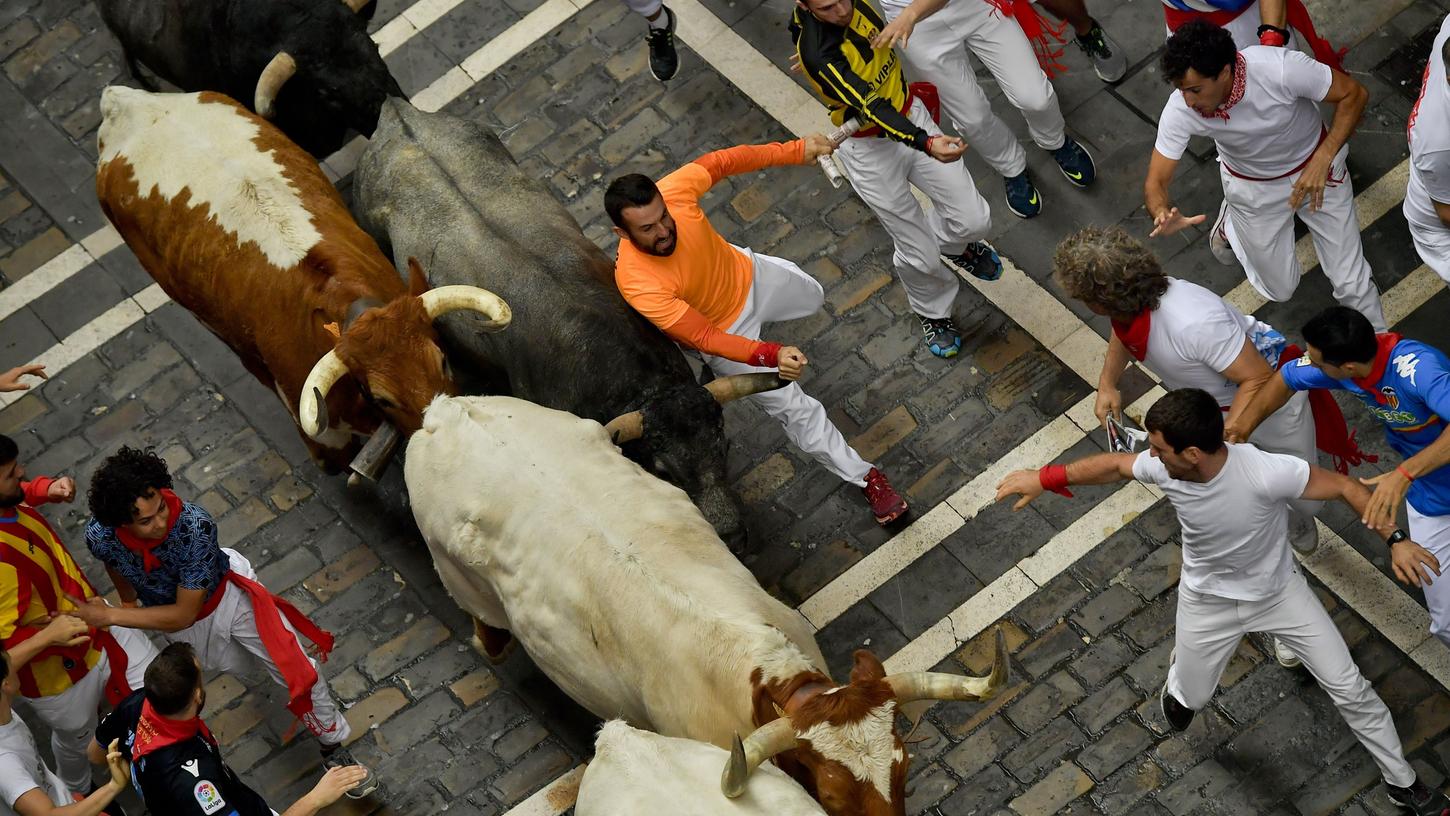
xmin=1004 ymin=171 xmax=1041 ymax=219
xmin=1159 ymin=680 xmax=1194 ymax=732
xmin=941 ymin=241 xmax=1002 ymax=282
xmin=1387 ymin=779 xmax=1450 ymax=815
xmin=646 ymin=6 xmax=679 ymax=81
xmin=1051 ymin=136 xmax=1096 ymax=187
xmin=320 ymin=744 xmax=381 ymax=799
xmin=917 ymin=314 xmax=962 ymax=358
xmin=1075 ymin=21 xmax=1126 ymax=83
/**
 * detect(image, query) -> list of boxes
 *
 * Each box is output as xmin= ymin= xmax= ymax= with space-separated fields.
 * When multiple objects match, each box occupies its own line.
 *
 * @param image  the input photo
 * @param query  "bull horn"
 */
xmin=299 ymin=350 xmax=350 ymax=439
xmin=603 ymin=411 xmax=643 ymax=445
xmin=705 ymin=372 xmax=786 ymax=404
xmin=254 ymin=52 xmax=297 ymax=119
xmin=419 ymin=285 xmax=512 ymax=332
xmin=342 ymin=0 xmax=369 ymax=10
xmin=883 ymin=628 xmax=1009 ymax=704
xmin=721 ymin=719 xmax=798 ymax=799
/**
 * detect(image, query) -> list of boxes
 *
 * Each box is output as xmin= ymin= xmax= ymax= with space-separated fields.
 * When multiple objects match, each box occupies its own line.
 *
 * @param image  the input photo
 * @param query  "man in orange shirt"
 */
xmin=0 ymin=434 xmax=156 ymax=799
xmin=606 ymin=136 xmax=909 ymax=525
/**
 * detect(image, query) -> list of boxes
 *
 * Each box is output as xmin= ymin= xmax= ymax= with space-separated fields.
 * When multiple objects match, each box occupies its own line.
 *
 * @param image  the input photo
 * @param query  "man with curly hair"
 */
xmin=0 ymin=433 xmax=156 ymax=800
xmin=70 ymin=447 xmax=376 ymax=800
xmin=1144 ymin=21 xmax=1386 ymax=332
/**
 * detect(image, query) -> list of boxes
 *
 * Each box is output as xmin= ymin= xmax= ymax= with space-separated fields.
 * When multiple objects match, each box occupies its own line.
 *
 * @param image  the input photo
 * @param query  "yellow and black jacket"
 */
xmin=790 ymin=0 xmax=929 ymax=151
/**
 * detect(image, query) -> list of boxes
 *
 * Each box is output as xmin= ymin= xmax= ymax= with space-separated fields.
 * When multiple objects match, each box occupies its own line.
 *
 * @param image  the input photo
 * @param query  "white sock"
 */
xmin=646 ymin=7 xmax=669 ymax=29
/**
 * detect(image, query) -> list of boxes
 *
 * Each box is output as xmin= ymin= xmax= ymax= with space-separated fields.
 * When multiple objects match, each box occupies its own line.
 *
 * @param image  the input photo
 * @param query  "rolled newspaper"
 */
xmin=817 ymin=118 xmax=861 ymax=188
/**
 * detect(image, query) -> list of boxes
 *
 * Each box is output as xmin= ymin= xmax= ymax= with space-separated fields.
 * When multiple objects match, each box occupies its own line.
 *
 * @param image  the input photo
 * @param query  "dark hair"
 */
xmin=1052 ymin=227 xmax=1169 ymax=316
xmin=0 ymin=435 xmax=15 ymax=468
xmin=144 ymin=642 xmax=200 ymax=717
xmin=1161 ymin=20 xmax=1237 ymax=84
xmin=1302 ymin=306 xmax=1378 ymax=366
xmin=604 ymin=174 xmax=662 ymax=228
xmin=88 ymin=446 xmax=174 ymax=527
xmin=1145 ymin=388 xmax=1225 ymax=454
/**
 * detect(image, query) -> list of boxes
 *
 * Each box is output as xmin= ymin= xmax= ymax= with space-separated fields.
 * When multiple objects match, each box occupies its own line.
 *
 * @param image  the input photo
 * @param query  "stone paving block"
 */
xmin=1077 ymin=719 xmax=1154 ymax=782
xmin=1012 ymin=572 xmax=1089 ymax=634
xmin=1009 ymin=761 xmax=1093 ymax=815
xmin=944 ymin=715 xmax=1022 ymax=781
xmin=1151 ymin=708 xmax=1234 ymax=776
xmin=866 ymin=546 xmax=982 ymax=640
xmin=0 ymin=225 xmax=67 ymax=281
xmin=1092 ymin=758 xmax=1166 ymax=815
xmin=1073 ymin=676 xmax=1139 ymax=736
xmin=488 ymin=742 xmax=574 ymax=805
xmin=936 ymin=764 xmax=1020 ymax=815
xmin=1072 ymin=525 xmax=1152 ymax=588
xmin=305 ymin=545 xmax=382 ymax=603
xmin=780 ymin=538 xmax=863 ymax=604
xmin=1215 ymin=663 xmax=1302 ymax=726
xmin=1072 ymin=584 xmax=1143 ymax=638
xmin=364 ymin=616 xmax=452 ymax=681
xmin=1016 ymin=620 xmax=1084 ymax=679
xmin=906 ymin=762 xmax=958 ymax=813
xmin=1005 ymin=671 xmax=1085 ymax=734
xmin=1124 ymin=638 xmax=1174 ymax=696
xmin=1002 ymin=715 xmax=1086 ymax=782
xmin=1120 ymin=594 xmax=1176 ymax=651
xmin=255 ymin=546 xmax=322 ymax=594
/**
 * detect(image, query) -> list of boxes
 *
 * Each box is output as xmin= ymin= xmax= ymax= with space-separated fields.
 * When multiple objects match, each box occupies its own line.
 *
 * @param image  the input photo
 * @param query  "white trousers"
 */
xmin=1220 ymin=145 xmax=1388 ymax=332
xmin=15 ymin=625 xmax=156 ymax=794
xmin=702 ymin=250 xmax=875 ymax=486
xmin=837 ymin=99 xmax=991 ymax=319
xmin=1406 ymin=209 xmax=1450 ymax=284
xmin=892 ymin=0 xmax=1065 ymax=178
xmin=1249 ymin=390 xmax=1323 ymax=551
xmin=1407 ymin=504 xmax=1450 ymax=650
xmin=1168 ymin=575 xmax=1415 ymax=787
xmin=167 ymin=549 xmax=351 ymax=746
xmin=622 ymin=0 xmax=661 ymax=17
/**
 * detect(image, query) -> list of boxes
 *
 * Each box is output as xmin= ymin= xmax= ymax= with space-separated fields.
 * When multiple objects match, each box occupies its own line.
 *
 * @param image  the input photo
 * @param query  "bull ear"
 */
xmin=407 ymin=257 xmax=430 ymax=297
xmin=849 ymin=649 xmax=887 ymax=685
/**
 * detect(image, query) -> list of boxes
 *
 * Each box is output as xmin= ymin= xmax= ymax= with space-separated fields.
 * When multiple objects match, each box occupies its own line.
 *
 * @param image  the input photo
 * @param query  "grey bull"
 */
xmin=352 ymin=98 xmax=756 ymax=550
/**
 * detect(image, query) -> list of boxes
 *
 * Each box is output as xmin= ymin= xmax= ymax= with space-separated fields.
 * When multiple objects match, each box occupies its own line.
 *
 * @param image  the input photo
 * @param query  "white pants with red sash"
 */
xmin=167 ymin=549 xmax=350 ymax=745
xmin=1219 ymin=144 xmax=1388 ymax=332
xmin=15 ymin=625 xmax=155 ymax=794
xmin=836 ymin=98 xmax=992 ymax=319
xmin=888 ymin=0 xmax=1065 ymax=178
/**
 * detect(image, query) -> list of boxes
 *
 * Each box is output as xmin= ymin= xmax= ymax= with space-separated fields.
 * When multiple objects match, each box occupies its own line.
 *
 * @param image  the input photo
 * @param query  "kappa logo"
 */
xmin=1296 ymin=355 xmax=1313 ymax=366
xmin=1394 ymin=352 xmax=1421 ymax=386
xmin=193 ymin=780 xmax=226 ymax=815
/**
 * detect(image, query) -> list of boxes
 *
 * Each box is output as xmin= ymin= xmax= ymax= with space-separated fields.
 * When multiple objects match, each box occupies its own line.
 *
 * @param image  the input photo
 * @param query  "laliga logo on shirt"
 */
xmin=194 ymin=779 xmax=226 ymax=815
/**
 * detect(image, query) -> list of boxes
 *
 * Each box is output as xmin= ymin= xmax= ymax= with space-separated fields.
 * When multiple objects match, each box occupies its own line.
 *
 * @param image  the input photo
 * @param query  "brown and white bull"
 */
xmin=95 ymin=87 xmax=509 ymax=470
xmin=405 ymin=394 xmax=1008 ymax=815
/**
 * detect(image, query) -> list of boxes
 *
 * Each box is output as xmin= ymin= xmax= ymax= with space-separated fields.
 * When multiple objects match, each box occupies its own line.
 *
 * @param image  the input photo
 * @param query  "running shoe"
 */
xmin=942 ymin=241 xmax=1003 ymax=282
xmin=862 ymin=467 xmax=909 ymax=524
xmin=1075 ymin=21 xmax=1127 ymax=83
xmin=1272 ymin=637 xmax=1302 ymax=669
xmin=1159 ymin=679 xmax=1195 ymax=732
xmin=1209 ymin=200 xmax=1238 ymax=266
xmin=1004 ymin=171 xmax=1042 ymax=219
xmin=646 ymin=6 xmax=679 ymax=81
xmin=917 ymin=314 xmax=962 ymax=358
xmin=1386 ymin=778 xmax=1450 ymax=815
xmin=320 ymin=745 xmax=380 ymax=799
xmin=1051 ymin=136 xmax=1096 ymax=187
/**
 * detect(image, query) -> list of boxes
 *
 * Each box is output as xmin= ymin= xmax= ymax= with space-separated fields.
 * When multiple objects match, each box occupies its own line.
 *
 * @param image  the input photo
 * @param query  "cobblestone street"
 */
xmin=3 ymin=0 xmax=1450 ymax=812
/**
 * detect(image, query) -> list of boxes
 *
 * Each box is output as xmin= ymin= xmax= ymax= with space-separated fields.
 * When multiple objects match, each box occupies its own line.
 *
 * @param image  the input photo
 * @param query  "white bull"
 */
xmin=577 ymin=721 xmax=826 ymax=816
xmin=405 ymin=394 xmax=1006 ymax=816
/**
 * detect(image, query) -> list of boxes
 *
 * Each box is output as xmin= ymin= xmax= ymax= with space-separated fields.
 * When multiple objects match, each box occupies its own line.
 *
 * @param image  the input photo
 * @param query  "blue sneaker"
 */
xmin=1004 ymin=172 xmax=1041 ymax=219
xmin=1051 ymin=136 xmax=1096 ymax=187
xmin=942 ymin=241 xmax=1002 ymax=282
xmin=918 ymin=315 xmax=962 ymax=358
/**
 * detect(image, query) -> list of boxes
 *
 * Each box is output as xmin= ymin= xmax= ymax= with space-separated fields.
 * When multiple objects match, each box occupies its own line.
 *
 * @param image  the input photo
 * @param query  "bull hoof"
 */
xmin=472 ymin=624 xmax=516 ymax=664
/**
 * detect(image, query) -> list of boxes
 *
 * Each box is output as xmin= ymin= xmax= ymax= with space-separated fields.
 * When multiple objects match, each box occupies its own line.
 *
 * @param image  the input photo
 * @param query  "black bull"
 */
xmin=94 ymin=0 xmax=401 ymax=158
xmin=352 ymin=99 xmax=755 ymax=551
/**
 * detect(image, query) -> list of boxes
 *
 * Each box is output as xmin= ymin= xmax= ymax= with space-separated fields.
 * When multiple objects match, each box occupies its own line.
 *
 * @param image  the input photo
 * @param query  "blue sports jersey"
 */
xmin=1281 ymin=338 xmax=1450 ymax=516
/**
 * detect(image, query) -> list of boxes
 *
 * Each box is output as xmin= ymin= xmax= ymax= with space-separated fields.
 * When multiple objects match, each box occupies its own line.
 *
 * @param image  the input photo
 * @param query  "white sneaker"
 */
xmin=1273 ymin=637 xmax=1302 ymax=669
xmin=1209 ymin=200 xmax=1237 ymax=266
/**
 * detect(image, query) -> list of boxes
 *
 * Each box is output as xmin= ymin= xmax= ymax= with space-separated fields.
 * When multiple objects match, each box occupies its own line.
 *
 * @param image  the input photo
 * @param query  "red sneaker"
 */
xmin=862 ymin=468 xmax=909 ymax=525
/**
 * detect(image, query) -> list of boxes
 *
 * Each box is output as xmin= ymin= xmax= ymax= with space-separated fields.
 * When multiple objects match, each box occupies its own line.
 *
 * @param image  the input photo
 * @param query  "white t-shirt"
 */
xmin=0 ymin=715 xmax=71 ymax=815
xmin=1133 ymin=443 xmax=1309 ymax=601
xmin=1407 ymin=15 xmax=1450 ymax=231
xmin=1143 ymin=278 xmax=1266 ymax=406
xmin=1155 ymin=46 xmax=1333 ymax=179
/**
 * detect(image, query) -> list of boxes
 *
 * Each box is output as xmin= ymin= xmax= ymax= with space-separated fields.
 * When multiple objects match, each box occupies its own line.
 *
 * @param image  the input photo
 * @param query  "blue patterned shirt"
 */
xmin=85 ymin=502 xmax=226 ymax=607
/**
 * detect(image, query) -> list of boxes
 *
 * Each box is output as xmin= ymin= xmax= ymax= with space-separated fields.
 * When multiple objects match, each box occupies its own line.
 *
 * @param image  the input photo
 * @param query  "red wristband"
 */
xmin=1259 ymin=30 xmax=1287 ymax=47
xmin=925 ymin=134 xmax=937 ymax=154
xmin=751 ymin=342 xmax=782 ymax=369
xmin=1396 ymin=464 xmax=1415 ymax=482
xmin=1039 ymin=464 xmax=1074 ymax=497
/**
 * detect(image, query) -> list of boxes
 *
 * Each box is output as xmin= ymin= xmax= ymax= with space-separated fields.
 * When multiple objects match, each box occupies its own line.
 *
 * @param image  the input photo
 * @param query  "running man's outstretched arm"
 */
xmin=1302 ymin=465 xmax=1442 ymax=587
xmin=995 ymin=452 xmax=1138 ymax=511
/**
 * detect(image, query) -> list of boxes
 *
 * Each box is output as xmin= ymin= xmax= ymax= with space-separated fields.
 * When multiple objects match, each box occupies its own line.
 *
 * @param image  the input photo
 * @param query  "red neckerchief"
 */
xmin=1350 ymin=333 xmax=1405 ymax=404
xmin=131 ymin=698 xmax=216 ymax=760
xmin=115 ymin=489 xmax=183 ymax=573
xmin=1111 ymin=310 xmax=1151 ymax=362
xmin=1200 ymin=53 xmax=1247 ymax=122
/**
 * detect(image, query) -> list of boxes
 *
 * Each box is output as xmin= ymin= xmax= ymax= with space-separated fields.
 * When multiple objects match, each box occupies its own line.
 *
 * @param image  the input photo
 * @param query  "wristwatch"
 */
xmin=1387 ymin=529 xmax=1410 ymax=547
